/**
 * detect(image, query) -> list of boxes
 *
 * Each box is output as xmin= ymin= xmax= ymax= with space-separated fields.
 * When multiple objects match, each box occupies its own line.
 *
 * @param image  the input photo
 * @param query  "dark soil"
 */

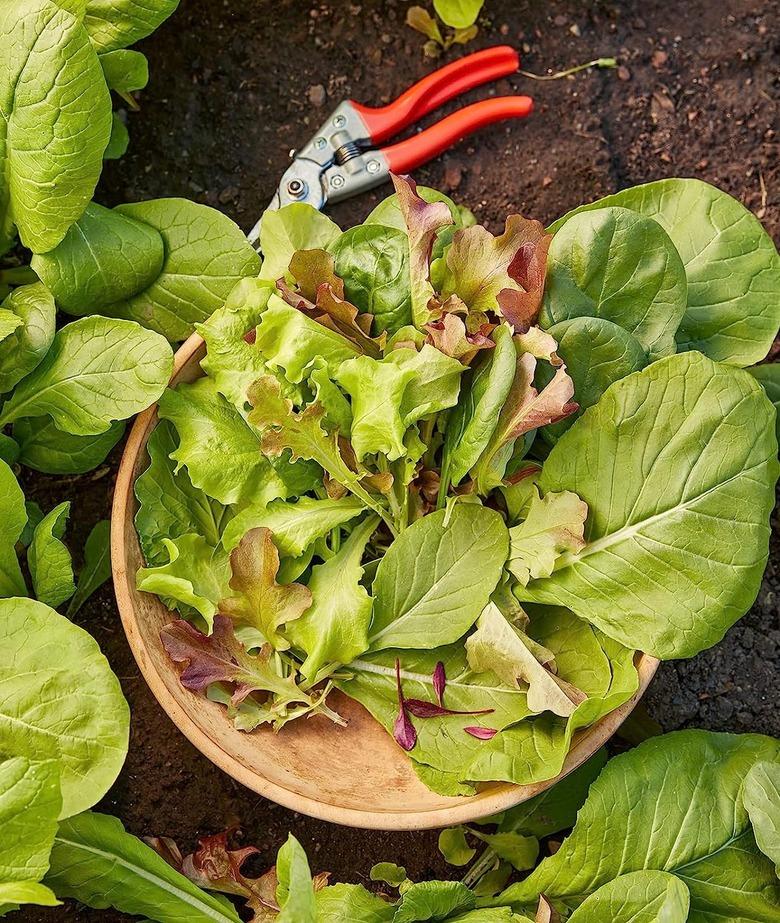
xmin=20 ymin=0 xmax=779 ymax=918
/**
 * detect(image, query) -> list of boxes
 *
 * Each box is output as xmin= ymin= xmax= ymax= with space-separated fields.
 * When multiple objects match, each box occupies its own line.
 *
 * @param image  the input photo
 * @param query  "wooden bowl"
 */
xmin=112 ymin=333 xmax=659 ymax=830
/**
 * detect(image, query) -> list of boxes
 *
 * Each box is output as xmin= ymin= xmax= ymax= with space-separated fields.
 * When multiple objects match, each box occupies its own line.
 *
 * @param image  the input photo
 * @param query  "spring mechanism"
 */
xmin=334 ymin=141 xmax=362 ymax=165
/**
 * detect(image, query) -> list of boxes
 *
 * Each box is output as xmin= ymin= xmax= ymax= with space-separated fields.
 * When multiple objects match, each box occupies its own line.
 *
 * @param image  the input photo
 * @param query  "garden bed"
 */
xmin=21 ymin=0 xmax=779 ymax=918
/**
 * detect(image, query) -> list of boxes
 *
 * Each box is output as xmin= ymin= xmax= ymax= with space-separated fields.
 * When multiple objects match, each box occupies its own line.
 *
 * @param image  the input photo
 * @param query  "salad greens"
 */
xmin=136 ymin=173 xmax=779 ymax=794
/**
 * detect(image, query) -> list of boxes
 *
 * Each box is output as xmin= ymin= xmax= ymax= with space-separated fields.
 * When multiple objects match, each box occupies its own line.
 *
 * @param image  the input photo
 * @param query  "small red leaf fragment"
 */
xmin=404 ymin=699 xmax=495 ymax=719
xmin=393 ymin=658 xmax=417 ymax=751
xmin=464 ymin=725 xmax=498 ymax=740
xmin=433 ymin=661 xmax=446 ymax=706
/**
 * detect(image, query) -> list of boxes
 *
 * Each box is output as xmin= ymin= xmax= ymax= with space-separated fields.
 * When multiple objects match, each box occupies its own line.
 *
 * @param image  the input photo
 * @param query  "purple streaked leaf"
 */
xmin=464 ymin=725 xmax=498 ymax=740
xmin=404 ymin=699 xmax=495 ymax=719
xmin=433 ymin=660 xmax=446 ymax=706
xmin=393 ymin=658 xmax=417 ymax=751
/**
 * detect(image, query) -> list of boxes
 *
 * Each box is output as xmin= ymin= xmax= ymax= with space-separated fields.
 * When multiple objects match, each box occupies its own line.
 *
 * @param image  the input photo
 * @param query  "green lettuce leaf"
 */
xmin=0 ymin=316 xmax=172 ymax=435
xmin=259 ymin=204 xmax=341 ymax=283
xmin=287 ymin=514 xmax=377 ymax=678
xmin=368 ymin=503 xmax=508 ymax=650
xmin=549 ymin=178 xmax=780 ymax=366
xmin=12 ymin=417 xmax=125 ymax=475
xmin=316 ymin=883 xmax=393 ymax=922
xmin=542 ymin=206 xmax=687 ymax=360
xmin=394 ymin=880 xmax=475 ymax=922
xmin=276 ymin=834 xmax=316 ymax=923
xmin=66 ymin=520 xmax=111 ymax=618
xmin=84 ymin=0 xmax=180 ymax=52
xmin=742 ymin=760 xmax=780 ymax=875
xmin=0 ymin=284 xmax=56 ymax=394
xmin=566 ymin=871 xmax=689 ymax=923
xmin=0 ymin=459 xmax=27 ymax=596
xmin=0 ymin=0 xmax=112 ymax=253
xmin=433 ymin=0 xmax=485 ymax=29
xmin=45 ymin=811 xmax=242 ymax=922
xmin=749 ymin=363 xmax=780 ymax=442
xmin=517 ymin=352 xmax=779 ymax=659
xmin=0 ymin=597 xmax=129 ymax=818
xmin=28 ymin=501 xmax=76 ymax=608
xmin=98 ymin=48 xmax=148 ymax=102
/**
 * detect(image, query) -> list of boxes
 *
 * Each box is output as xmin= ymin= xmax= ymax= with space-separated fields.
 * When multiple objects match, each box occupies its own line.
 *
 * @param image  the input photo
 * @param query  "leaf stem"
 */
xmin=461 ymin=845 xmax=498 ymax=888
xmin=519 ymin=57 xmax=617 ymax=81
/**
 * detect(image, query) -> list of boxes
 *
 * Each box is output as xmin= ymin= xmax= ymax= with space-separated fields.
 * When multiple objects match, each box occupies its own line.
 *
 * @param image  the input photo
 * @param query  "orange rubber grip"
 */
xmin=352 ymin=46 xmax=520 ymax=144
xmin=382 ymin=96 xmax=533 ymax=174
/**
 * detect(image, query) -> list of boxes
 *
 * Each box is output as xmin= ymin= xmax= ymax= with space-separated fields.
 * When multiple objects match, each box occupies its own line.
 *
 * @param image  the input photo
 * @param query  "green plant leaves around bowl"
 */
xmin=0 ymin=596 xmax=129 ymax=819
xmin=516 ymin=351 xmax=779 ymax=659
xmin=494 ymin=730 xmax=780 ymax=921
xmin=32 ymin=199 xmax=261 ymax=341
xmin=549 ymin=178 xmax=780 ymax=367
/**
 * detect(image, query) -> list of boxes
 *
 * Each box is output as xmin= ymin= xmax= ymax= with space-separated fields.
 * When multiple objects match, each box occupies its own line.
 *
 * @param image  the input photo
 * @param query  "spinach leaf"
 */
xmin=316 ymin=883 xmax=394 ymax=922
xmin=369 ymin=504 xmax=508 ymax=650
xmin=30 ymin=203 xmax=165 ymax=315
xmin=566 ymin=871 xmax=690 ymax=922
xmin=517 ymin=352 xmax=779 ymax=658
xmin=287 ymin=515 xmax=377 ymax=678
xmin=742 ymin=760 xmax=780 ymax=875
xmin=330 ymin=224 xmax=412 ymax=334
xmin=45 ymin=811 xmax=242 ymax=922
xmin=0 ymin=1 xmax=112 ymax=253
xmin=394 ymin=881 xmax=475 ymax=921
xmin=276 ymin=834 xmax=316 ymax=923
xmin=550 ymin=178 xmax=780 ymax=366
xmin=104 ymin=113 xmax=129 ymax=160
xmin=498 ymin=730 xmax=780 ymax=920
xmin=536 ymin=316 xmax=647 ymax=443
xmin=112 ymin=198 xmax=261 ymax=340
xmin=442 ymin=323 xmax=516 ymax=487
xmin=259 ymin=204 xmax=341 ymax=283
xmin=0 ymin=597 xmax=129 ymax=818
xmin=750 ymin=363 xmax=780 ymax=442
xmin=0 ymin=316 xmax=172 ymax=435
xmin=66 ymin=520 xmax=112 ymax=618
xmin=0 ymin=284 xmax=56 ymax=394
xmin=542 ymin=206 xmax=687 ymax=360
xmin=135 ymin=421 xmax=231 ymax=566
xmin=433 ymin=0 xmax=485 ymax=28
xmin=98 ymin=48 xmax=148 ymax=102
xmin=28 ymin=502 xmax=76 ymax=608
xmin=0 ymin=756 xmax=61 ymax=913
xmin=84 ymin=0 xmax=179 ymax=52
xmin=0 ymin=459 xmax=28 ymax=596
xmin=13 ymin=417 xmax=125 ymax=475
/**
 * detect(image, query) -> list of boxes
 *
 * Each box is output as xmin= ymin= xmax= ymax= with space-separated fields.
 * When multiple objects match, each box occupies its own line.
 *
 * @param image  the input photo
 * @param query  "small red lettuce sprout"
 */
xmin=464 ymin=725 xmax=498 ymax=740
xmin=404 ymin=699 xmax=495 ymax=719
xmin=393 ymin=658 xmax=417 ymax=751
xmin=433 ymin=660 xmax=446 ymax=706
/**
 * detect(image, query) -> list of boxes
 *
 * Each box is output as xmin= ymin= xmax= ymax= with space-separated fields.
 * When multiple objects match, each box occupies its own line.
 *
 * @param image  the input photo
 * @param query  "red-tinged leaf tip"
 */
xmin=243 ymin=328 xmax=257 ymax=344
xmin=433 ymin=661 xmax=446 ymax=706
xmin=393 ymin=658 xmax=417 ymax=751
xmin=404 ymin=699 xmax=495 ymax=719
xmin=464 ymin=725 xmax=498 ymax=740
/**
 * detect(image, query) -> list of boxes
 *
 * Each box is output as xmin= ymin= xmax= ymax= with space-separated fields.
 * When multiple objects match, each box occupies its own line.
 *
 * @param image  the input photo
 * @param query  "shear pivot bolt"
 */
xmin=286 ymin=178 xmax=307 ymax=198
xmin=333 ymin=114 xmax=347 ymax=128
xmin=314 ymin=137 xmax=326 ymax=150
xmin=331 ymin=174 xmax=345 ymax=189
xmin=367 ymin=159 xmax=381 ymax=174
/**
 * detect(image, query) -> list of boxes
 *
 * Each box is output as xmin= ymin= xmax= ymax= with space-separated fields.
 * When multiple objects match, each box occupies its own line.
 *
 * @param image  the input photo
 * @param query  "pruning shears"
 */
xmin=248 ymin=45 xmax=532 ymax=246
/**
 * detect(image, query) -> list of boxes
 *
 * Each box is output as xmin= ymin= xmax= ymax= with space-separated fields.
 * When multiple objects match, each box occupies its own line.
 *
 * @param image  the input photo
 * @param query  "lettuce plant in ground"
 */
xmin=18 ymin=729 xmax=775 ymax=921
xmin=135 ymin=174 xmax=780 ymax=796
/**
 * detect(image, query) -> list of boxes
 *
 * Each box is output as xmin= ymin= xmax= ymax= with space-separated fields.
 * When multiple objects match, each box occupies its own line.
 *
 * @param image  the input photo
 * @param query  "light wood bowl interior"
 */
xmin=112 ymin=333 xmax=659 ymax=830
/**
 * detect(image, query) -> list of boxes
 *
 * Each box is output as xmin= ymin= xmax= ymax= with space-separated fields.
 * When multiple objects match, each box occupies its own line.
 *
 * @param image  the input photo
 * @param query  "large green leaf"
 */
xmin=567 ymin=871 xmax=690 ymax=923
xmin=0 ymin=598 xmax=129 ymax=818
xmin=28 ymin=501 xmax=75 ymax=608
xmin=498 ymin=731 xmax=780 ymax=921
xmin=276 ymin=834 xmax=316 ymax=923
xmin=0 ymin=459 xmax=27 ymax=596
xmin=316 ymin=883 xmax=394 ymax=922
xmin=517 ymin=352 xmax=779 ymax=659
xmin=542 ymin=207 xmax=687 ymax=360
xmin=111 ymin=199 xmax=261 ymax=340
xmin=368 ymin=503 xmax=508 ymax=650
xmin=0 ymin=316 xmax=172 ymax=435
xmin=742 ymin=760 xmax=780 ymax=875
xmin=30 ymin=203 xmax=165 ymax=315
xmin=749 ymin=363 xmax=780 ymax=442
xmin=45 ymin=811 xmax=242 ymax=922
xmin=330 ymin=224 xmax=412 ymax=334
xmin=550 ymin=179 xmax=780 ymax=366
xmin=12 ymin=417 xmax=125 ymax=474
xmin=84 ymin=0 xmax=180 ymax=52
xmin=0 ymin=756 xmax=60 ymax=895
xmin=0 ymin=284 xmax=56 ymax=394
xmin=259 ymin=204 xmax=341 ymax=283
xmin=287 ymin=515 xmax=377 ymax=678
xmin=0 ymin=0 xmax=112 ymax=253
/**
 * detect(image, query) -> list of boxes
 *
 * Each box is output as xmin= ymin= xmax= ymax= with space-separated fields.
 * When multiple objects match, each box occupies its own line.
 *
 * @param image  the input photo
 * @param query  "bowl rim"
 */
xmin=112 ymin=332 xmax=660 ymax=830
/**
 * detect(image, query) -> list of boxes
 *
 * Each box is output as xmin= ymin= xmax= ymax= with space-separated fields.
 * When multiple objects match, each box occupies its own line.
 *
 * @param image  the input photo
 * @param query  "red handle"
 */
xmin=352 ymin=45 xmax=520 ymax=144
xmin=382 ymin=96 xmax=533 ymax=174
